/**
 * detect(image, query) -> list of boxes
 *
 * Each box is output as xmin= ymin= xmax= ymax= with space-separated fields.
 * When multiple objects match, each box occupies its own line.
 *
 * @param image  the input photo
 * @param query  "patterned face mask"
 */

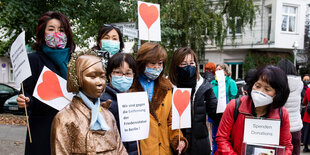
xmin=45 ymin=32 xmax=67 ymax=49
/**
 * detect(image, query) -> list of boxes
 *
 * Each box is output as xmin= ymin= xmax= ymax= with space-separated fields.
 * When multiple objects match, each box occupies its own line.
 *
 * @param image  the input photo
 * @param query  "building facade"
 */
xmin=203 ymin=0 xmax=310 ymax=80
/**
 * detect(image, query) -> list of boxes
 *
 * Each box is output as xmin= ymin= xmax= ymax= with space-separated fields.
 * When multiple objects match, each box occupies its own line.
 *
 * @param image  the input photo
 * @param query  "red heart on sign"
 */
xmin=139 ymin=3 xmax=159 ymax=29
xmin=37 ymin=70 xmax=64 ymax=101
xmin=173 ymin=89 xmax=190 ymax=116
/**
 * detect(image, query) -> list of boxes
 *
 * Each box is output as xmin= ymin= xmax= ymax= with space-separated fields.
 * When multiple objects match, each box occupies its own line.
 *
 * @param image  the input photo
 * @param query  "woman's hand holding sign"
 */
xmin=17 ymin=94 xmax=30 ymax=108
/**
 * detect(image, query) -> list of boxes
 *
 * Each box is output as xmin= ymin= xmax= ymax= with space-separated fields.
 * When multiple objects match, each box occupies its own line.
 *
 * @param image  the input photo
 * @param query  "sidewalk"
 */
xmin=0 ymin=124 xmax=26 ymax=155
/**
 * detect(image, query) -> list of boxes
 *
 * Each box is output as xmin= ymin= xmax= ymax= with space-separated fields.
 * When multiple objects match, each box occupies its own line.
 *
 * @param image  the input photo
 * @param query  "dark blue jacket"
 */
xmin=23 ymin=51 xmax=59 ymax=155
xmin=100 ymin=85 xmax=138 ymax=155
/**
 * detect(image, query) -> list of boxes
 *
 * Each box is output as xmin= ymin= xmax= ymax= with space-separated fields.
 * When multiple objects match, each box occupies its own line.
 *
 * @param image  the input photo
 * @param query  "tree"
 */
xmin=0 ymin=0 xmax=256 ymax=62
xmin=125 ymin=0 xmax=256 ymax=72
xmin=0 ymin=0 xmax=129 ymax=55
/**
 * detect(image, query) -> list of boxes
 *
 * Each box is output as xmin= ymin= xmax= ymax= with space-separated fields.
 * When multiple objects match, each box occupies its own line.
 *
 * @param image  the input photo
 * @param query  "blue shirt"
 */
xmin=138 ymin=74 xmax=155 ymax=101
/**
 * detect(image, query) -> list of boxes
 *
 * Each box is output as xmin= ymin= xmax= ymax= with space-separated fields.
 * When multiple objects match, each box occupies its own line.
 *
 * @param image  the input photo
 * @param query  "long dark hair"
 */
xmin=168 ymin=47 xmax=200 ymax=86
xmin=33 ymin=11 xmax=75 ymax=52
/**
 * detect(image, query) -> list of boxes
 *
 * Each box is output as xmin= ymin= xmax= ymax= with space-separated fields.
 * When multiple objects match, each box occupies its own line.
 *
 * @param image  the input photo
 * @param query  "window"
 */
xmin=226 ymin=62 xmax=243 ymax=80
xmin=267 ymin=7 xmax=272 ymax=41
xmin=228 ymin=18 xmax=242 ymax=35
xmin=281 ymin=5 xmax=297 ymax=32
xmin=9 ymin=63 xmax=14 ymax=82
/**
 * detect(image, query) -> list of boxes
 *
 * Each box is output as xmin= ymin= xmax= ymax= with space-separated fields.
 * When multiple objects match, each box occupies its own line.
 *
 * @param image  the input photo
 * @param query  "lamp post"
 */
xmin=292 ymin=41 xmax=298 ymax=66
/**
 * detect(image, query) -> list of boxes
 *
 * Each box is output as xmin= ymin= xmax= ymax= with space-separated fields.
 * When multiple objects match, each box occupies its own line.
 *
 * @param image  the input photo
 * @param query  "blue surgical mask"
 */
xmin=101 ymin=40 xmax=120 ymax=57
xmin=111 ymin=75 xmax=133 ymax=92
xmin=144 ymin=67 xmax=163 ymax=80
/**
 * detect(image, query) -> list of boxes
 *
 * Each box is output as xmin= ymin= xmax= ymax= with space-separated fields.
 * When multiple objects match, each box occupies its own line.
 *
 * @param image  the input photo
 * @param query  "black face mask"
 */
xmin=305 ymin=81 xmax=310 ymax=86
xmin=177 ymin=66 xmax=196 ymax=79
xmin=176 ymin=66 xmax=197 ymax=88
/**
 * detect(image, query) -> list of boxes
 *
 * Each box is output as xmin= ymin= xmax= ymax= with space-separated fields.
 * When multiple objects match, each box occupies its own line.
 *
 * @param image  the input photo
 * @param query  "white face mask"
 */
xmin=251 ymin=90 xmax=274 ymax=107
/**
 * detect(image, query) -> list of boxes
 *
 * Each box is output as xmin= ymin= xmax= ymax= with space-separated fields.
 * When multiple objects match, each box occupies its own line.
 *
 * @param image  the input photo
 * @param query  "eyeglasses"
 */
xmin=103 ymin=24 xmax=120 ymax=29
xmin=112 ymin=71 xmax=134 ymax=78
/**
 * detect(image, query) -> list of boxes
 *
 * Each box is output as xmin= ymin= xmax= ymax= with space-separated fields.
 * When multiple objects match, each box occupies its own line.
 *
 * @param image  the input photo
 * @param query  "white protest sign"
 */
xmin=216 ymin=70 xmax=226 ymax=113
xmin=33 ymin=66 xmax=74 ymax=111
xmin=138 ymin=1 xmax=161 ymax=41
xmin=243 ymin=118 xmax=281 ymax=145
xmin=10 ymin=31 xmax=31 ymax=86
xmin=172 ymin=88 xmax=191 ymax=130
xmin=117 ymin=92 xmax=150 ymax=142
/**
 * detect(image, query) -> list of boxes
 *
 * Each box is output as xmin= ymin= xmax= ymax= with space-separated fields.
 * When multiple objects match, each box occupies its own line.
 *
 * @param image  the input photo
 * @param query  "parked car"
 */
xmin=0 ymin=83 xmax=19 ymax=112
xmin=3 ymin=95 xmax=25 ymax=115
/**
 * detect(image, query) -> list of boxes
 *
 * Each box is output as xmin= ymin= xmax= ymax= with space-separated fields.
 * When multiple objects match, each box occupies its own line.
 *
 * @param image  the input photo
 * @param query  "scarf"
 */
xmin=42 ymin=44 xmax=70 ymax=79
xmin=177 ymin=72 xmax=197 ymax=88
xmin=77 ymin=91 xmax=110 ymax=131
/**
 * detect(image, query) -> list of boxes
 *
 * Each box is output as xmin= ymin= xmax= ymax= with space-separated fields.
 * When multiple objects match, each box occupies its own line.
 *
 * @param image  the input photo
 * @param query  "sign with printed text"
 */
xmin=138 ymin=1 xmax=161 ymax=41
xmin=243 ymin=118 xmax=281 ymax=145
xmin=216 ymin=70 xmax=226 ymax=113
xmin=33 ymin=66 xmax=74 ymax=111
xmin=117 ymin=92 xmax=150 ymax=142
xmin=10 ymin=31 xmax=31 ymax=86
xmin=172 ymin=88 xmax=191 ymax=130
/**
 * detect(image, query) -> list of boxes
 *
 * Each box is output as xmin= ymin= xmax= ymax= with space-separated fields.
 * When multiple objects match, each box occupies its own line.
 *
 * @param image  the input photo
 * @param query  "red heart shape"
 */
xmin=173 ymin=89 xmax=190 ymax=116
xmin=37 ymin=70 xmax=64 ymax=101
xmin=139 ymin=3 xmax=159 ymax=29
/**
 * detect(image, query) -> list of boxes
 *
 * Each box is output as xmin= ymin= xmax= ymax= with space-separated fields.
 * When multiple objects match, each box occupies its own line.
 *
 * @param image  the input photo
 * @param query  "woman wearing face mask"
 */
xmin=100 ymin=52 xmax=137 ymax=155
xmin=209 ymin=63 xmax=238 ymax=154
xmin=130 ymin=42 xmax=188 ymax=155
xmin=215 ymin=65 xmax=293 ymax=155
xmin=92 ymin=24 xmax=124 ymax=66
xmin=16 ymin=11 xmax=75 ymax=155
xmin=168 ymin=47 xmax=219 ymax=155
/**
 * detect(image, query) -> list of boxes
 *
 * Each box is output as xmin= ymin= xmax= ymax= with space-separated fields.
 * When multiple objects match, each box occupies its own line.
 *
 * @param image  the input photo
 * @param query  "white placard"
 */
xmin=172 ymin=88 xmax=191 ymax=130
xmin=10 ymin=31 xmax=31 ymax=86
xmin=138 ymin=1 xmax=161 ymax=41
xmin=243 ymin=118 xmax=281 ymax=145
xmin=216 ymin=70 xmax=226 ymax=113
xmin=117 ymin=92 xmax=150 ymax=142
xmin=33 ymin=66 xmax=74 ymax=111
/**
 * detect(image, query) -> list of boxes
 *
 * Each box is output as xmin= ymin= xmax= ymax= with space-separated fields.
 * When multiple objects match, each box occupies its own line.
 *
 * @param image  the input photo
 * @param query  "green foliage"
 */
xmin=243 ymin=52 xmax=293 ymax=74
xmin=128 ymin=0 xmax=256 ymax=73
xmin=0 ymin=0 xmax=129 ymax=55
xmin=0 ymin=0 xmax=256 ymax=62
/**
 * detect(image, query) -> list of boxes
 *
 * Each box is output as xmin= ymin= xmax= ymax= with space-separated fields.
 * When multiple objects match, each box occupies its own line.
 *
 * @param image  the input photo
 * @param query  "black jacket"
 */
xmin=100 ymin=85 xmax=138 ymax=155
xmin=182 ymin=78 xmax=220 ymax=155
xmin=204 ymin=70 xmax=215 ymax=83
xmin=23 ymin=51 xmax=59 ymax=155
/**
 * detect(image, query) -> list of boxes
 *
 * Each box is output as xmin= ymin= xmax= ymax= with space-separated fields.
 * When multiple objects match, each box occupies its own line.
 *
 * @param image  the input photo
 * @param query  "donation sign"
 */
xmin=117 ymin=92 xmax=150 ymax=142
xmin=243 ymin=118 xmax=281 ymax=145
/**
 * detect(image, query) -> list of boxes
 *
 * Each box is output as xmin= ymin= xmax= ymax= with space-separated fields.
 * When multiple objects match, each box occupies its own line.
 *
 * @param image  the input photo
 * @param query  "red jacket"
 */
xmin=215 ymin=96 xmax=293 ymax=155
xmin=303 ymin=88 xmax=310 ymax=123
